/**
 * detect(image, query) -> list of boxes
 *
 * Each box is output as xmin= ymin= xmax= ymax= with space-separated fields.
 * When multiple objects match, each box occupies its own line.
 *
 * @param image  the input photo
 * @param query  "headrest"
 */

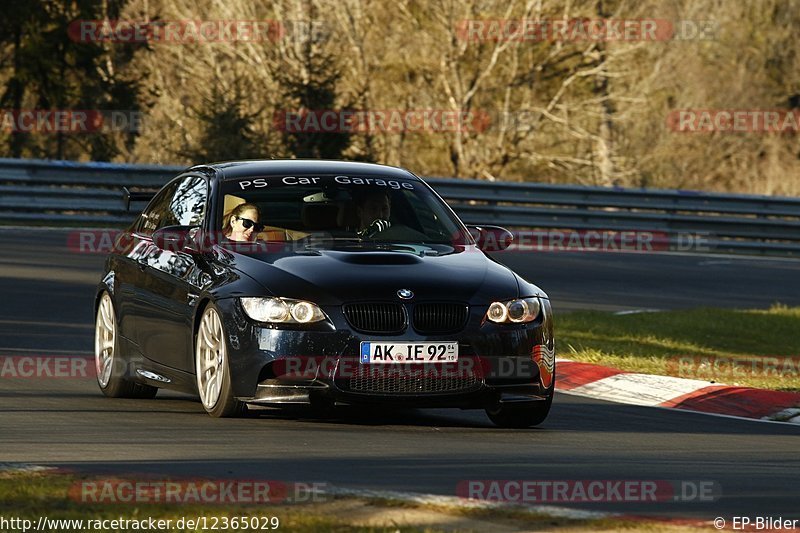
xmin=301 ymin=203 xmax=339 ymax=230
xmin=337 ymin=200 xmax=360 ymax=230
xmin=223 ymin=194 xmax=246 ymax=216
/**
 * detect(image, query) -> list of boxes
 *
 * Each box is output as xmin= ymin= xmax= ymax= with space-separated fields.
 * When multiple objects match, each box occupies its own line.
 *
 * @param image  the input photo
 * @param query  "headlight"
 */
xmin=240 ymin=297 xmax=327 ymax=324
xmin=485 ymin=297 xmax=541 ymax=324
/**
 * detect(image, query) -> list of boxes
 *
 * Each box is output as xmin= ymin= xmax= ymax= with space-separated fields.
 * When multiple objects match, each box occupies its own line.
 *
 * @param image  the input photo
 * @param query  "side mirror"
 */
xmin=152 ymin=225 xmax=199 ymax=252
xmin=467 ymin=225 xmax=514 ymax=252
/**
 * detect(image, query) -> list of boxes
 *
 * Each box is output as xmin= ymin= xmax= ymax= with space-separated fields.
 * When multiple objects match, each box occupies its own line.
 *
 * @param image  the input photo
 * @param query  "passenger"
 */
xmin=355 ymin=190 xmax=391 ymax=237
xmin=222 ymin=203 xmax=263 ymax=242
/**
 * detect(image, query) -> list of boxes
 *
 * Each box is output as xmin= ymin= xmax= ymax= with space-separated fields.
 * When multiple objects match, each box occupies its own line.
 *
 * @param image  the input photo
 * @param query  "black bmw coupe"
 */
xmin=94 ymin=160 xmax=555 ymax=427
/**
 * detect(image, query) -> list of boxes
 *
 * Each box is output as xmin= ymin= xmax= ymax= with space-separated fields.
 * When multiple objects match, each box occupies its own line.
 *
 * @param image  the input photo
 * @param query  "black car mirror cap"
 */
xmin=152 ymin=225 xmax=200 ymax=253
xmin=466 ymin=225 xmax=514 ymax=252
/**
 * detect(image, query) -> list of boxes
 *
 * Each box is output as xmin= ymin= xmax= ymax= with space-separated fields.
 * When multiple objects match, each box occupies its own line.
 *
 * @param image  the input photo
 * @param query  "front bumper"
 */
xmin=214 ymin=298 xmax=555 ymax=408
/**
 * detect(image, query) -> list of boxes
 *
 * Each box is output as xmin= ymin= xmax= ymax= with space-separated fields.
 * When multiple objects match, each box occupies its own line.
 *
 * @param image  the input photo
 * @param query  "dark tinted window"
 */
xmin=137 ymin=181 xmax=179 ymax=235
xmin=136 ymin=176 xmax=208 ymax=235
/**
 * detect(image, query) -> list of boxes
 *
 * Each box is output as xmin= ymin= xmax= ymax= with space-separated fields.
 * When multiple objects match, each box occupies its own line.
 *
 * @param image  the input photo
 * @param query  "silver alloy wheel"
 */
xmin=196 ymin=307 xmax=226 ymax=409
xmin=95 ymin=293 xmax=115 ymax=388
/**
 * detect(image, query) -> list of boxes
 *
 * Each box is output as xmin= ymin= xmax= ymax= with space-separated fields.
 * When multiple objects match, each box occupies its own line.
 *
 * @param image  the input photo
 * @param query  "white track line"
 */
xmin=324 ymin=486 xmax=615 ymax=520
xmin=558 ymin=390 xmax=800 ymax=427
xmin=0 ymin=463 xmax=56 ymax=474
xmin=565 ymin=373 xmax=714 ymax=406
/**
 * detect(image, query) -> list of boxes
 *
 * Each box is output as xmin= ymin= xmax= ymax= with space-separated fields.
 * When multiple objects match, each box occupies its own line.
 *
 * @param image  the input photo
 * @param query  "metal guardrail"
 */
xmin=0 ymin=158 xmax=184 ymax=226
xmin=0 ymin=157 xmax=799 ymax=255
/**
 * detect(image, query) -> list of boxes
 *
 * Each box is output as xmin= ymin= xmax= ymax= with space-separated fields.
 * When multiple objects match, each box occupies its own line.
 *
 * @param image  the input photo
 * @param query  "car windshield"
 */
xmin=218 ymin=174 xmax=471 ymax=248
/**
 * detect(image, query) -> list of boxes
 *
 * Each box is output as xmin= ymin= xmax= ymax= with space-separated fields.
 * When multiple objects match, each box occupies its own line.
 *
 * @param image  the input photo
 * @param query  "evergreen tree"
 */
xmin=0 ymin=0 xmax=147 ymax=160
xmin=180 ymin=85 xmax=265 ymax=162
xmin=275 ymin=3 xmax=350 ymax=159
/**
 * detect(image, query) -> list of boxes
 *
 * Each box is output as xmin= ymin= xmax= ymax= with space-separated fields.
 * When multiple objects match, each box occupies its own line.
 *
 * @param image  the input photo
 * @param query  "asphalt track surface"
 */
xmin=2 ymin=228 xmax=800 ymax=521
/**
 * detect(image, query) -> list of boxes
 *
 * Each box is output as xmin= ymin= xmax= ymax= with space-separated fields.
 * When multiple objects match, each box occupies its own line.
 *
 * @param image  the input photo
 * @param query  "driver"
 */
xmin=355 ymin=190 xmax=391 ymax=237
xmin=222 ymin=203 xmax=264 ymax=242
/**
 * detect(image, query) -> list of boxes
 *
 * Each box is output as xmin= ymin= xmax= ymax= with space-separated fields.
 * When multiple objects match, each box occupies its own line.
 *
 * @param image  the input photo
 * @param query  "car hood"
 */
xmin=217 ymin=245 xmax=541 ymax=305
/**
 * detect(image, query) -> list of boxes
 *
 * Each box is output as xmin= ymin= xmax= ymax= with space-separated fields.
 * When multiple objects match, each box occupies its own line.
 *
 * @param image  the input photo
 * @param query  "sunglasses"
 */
xmin=236 ymin=216 xmax=264 ymax=232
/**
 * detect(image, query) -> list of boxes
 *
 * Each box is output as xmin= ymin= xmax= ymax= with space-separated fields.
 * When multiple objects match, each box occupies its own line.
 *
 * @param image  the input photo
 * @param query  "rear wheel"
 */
xmin=485 ymin=394 xmax=552 ymax=428
xmin=95 ymin=292 xmax=158 ymax=399
xmin=195 ymin=304 xmax=246 ymax=418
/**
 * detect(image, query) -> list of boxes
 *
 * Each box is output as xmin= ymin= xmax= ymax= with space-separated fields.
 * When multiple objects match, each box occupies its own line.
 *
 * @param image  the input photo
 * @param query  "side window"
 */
xmin=169 ymin=176 xmax=207 ymax=226
xmin=137 ymin=181 xmax=179 ymax=236
xmin=136 ymin=176 xmax=208 ymax=236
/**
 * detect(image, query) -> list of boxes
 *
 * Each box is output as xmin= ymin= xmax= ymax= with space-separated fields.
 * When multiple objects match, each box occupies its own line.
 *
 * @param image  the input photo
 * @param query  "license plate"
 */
xmin=360 ymin=342 xmax=458 ymax=364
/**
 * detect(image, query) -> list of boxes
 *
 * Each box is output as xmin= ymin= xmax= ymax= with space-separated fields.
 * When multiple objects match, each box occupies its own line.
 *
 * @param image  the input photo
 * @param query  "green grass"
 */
xmin=0 ymin=473 xmax=342 ymax=533
xmin=558 ymin=304 xmax=800 ymax=391
xmin=0 ymin=472 xmax=692 ymax=532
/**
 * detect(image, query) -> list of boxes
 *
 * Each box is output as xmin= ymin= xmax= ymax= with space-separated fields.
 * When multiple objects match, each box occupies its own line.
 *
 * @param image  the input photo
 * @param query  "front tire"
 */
xmin=195 ymin=303 xmax=245 ymax=418
xmin=95 ymin=292 xmax=158 ymax=399
xmin=485 ymin=394 xmax=552 ymax=428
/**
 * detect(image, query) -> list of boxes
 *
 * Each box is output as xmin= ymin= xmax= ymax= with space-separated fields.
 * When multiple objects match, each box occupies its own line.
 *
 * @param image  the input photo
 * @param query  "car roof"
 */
xmin=193 ymin=160 xmax=421 ymax=182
